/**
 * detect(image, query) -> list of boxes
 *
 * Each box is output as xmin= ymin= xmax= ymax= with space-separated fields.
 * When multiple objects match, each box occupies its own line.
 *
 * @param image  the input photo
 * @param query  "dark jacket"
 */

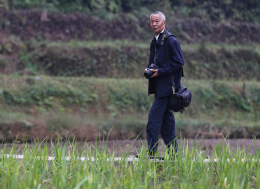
xmin=147 ymin=29 xmax=184 ymax=97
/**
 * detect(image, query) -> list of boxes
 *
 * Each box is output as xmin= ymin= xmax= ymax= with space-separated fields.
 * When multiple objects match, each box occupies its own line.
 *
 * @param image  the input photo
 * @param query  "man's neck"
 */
xmin=155 ymin=29 xmax=165 ymax=40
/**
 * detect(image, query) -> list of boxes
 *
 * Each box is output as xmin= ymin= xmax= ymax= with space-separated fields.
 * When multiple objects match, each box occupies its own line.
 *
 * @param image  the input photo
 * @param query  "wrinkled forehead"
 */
xmin=150 ymin=14 xmax=162 ymax=21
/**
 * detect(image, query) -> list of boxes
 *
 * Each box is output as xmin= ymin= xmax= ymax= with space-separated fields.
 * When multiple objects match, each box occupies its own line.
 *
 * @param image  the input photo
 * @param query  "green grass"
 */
xmin=1 ymin=76 xmax=260 ymax=120
xmin=2 ymin=39 xmax=260 ymax=79
xmin=0 ymin=139 xmax=260 ymax=188
xmin=37 ymin=40 xmax=260 ymax=57
xmin=35 ymin=40 xmax=260 ymax=51
xmin=13 ymin=40 xmax=260 ymax=80
xmin=48 ymin=40 xmax=150 ymax=48
xmin=0 ymin=76 xmax=260 ymax=140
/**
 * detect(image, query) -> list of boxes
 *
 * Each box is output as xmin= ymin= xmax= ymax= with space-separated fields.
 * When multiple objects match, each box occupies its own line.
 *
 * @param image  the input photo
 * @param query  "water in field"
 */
xmin=2 ymin=139 xmax=260 ymax=156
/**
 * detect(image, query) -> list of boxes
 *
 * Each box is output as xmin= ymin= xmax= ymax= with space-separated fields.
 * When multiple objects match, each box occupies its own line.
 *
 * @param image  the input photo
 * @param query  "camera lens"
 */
xmin=144 ymin=70 xmax=153 ymax=79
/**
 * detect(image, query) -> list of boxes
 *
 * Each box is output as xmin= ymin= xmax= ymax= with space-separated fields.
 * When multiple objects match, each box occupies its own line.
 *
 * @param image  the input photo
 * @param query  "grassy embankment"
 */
xmin=1 ymin=76 xmax=260 ymax=141
xmin=0 ymin=139 xmax=260 ymax=188
xmin=1 ymin=41 xmax=260 ymax=140
xmin=2 ymin=40 xmax=260 ymax=79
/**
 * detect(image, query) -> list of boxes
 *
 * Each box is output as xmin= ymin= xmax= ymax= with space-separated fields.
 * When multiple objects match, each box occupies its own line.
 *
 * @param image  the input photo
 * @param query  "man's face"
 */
xmin=150 ymin=14 xmax=166 ymax=35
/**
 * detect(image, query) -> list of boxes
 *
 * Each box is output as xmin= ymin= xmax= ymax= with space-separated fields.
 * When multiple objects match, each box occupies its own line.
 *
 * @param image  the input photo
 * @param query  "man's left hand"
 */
xmin=150 ymin=69 xmax=158 ymax=78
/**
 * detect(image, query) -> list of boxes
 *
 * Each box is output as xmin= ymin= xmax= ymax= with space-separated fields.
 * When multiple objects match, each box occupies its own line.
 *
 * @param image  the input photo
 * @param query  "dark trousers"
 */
xmin=146 ymin=95 xmax=178 ymax=154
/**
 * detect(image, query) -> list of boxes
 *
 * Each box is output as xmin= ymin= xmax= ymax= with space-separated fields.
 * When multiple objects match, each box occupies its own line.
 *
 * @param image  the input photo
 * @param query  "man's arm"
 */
xmin=157 ymin=37 xmax=184 ymax=77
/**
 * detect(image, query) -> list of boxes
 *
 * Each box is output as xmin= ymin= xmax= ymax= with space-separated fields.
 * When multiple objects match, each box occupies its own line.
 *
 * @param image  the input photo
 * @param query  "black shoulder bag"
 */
xmin=164 ymin=32 xmax=192 ymax=113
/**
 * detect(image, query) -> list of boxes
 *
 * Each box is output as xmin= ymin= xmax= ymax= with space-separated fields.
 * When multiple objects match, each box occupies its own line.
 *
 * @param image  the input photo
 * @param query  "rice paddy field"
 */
xmin=1 ymin=138 xmax=260 ymax=188
xmin=1 ymin=5 xmax=260 ymax=188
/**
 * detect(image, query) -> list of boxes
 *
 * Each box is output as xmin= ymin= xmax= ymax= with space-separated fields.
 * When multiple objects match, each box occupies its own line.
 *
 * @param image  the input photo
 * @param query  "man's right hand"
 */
xmin=144 ymin=68 xmax=148 ymax=73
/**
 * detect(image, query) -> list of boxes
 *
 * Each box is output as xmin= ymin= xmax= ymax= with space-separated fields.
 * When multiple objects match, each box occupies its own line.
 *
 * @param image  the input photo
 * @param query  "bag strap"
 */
xmin=165 ymin=32 xmax=184 ymax=94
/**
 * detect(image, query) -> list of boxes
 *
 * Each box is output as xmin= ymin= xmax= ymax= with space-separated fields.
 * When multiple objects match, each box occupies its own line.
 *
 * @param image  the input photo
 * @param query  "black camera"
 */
xmin=144 ymin=63 xmax=159 ymax=79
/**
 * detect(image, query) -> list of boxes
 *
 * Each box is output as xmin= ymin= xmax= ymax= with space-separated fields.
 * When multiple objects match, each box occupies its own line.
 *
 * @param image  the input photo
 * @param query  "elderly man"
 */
xmin=144 ymin=11 xmax=184 ymax=157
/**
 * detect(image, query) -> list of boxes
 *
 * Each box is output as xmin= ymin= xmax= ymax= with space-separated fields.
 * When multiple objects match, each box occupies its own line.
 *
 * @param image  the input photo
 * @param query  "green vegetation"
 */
xmin=1 ymin=0 xmax=260 ymax=22
xmin=26 ymin=42 xmax=260 ymax=79
xmin=0 ymin=139 xmax=260 ymax=188
xmin=1 ymin=9 xmax=259 ymax=44
xmin=2 ymin=40 xmax=260 ymax=80
xmin=2 ymin=77 xmax=260 ymax=118
xmin=0 ymin=76 xmax=259 ymax=140
xmin=0 ymin=3 xmax=259 ymax=188
xmin=0 ymin=0 xmax=259 ymax=141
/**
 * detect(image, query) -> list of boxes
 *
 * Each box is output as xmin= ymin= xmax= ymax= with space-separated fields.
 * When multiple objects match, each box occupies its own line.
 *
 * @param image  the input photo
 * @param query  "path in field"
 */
xmin=3 ymin=154 xmax=260 ymax=163
xmin=1 ymin=139 xmax=260 ymax=156
xmin=103 ymin=139 xmax=260 ymax=155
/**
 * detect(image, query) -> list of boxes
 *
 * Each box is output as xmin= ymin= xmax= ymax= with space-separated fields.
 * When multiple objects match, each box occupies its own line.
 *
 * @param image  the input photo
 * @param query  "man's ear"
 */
xmin=164 ymin=21 xmax=166 ymax=25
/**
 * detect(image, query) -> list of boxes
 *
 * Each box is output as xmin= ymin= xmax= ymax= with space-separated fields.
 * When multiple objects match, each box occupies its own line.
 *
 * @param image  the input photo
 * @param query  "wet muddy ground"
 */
xmin=1 ymin=139 xmax=260 ymax=156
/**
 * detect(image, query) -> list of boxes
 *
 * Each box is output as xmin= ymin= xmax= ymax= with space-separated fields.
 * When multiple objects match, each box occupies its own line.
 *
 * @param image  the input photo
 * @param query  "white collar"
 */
xmin=155 ymin=29 xmax=165 ymax=40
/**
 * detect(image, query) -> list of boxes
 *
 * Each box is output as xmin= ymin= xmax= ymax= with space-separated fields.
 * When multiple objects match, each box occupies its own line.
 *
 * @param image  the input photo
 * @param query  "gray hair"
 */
xmin=150 ymin=11 xmax=166 ymax=21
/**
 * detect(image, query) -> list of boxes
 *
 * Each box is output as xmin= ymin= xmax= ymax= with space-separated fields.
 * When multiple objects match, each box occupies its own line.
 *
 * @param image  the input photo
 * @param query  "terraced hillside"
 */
xmin=0 ymin=8 xmax=260 ymax=141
